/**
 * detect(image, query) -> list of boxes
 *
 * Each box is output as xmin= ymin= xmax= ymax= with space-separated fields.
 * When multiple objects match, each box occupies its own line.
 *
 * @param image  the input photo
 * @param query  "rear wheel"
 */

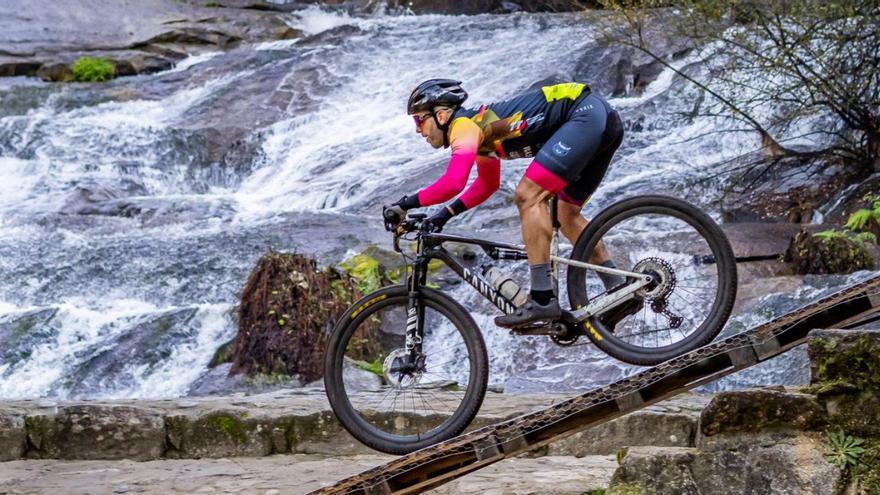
xmin=567 ymin=195 xmax=737 ymax=365
xmin=324 ymin=285 xmax=488 ymax=455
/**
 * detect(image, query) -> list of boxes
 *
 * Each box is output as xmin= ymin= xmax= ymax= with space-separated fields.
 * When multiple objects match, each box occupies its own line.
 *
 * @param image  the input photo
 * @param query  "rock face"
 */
xmin=165 ymin=410 xmax=274 ymax=458
xmin=608 ymin=390 xmax=840 ymax=495
xmin=607 ymin=329 xmax=880 ymax=495
xmin=0 ymin=0 xmax=301 ymax=81
xmin=0 ymin=391 xmax=709 ymax=460
xmin=0 ymin=409 xmax=26 ymax=461
xmin=0 ymin=308 xmax=59 ymax=365
xmin=548 ymin=393 xmax=709 ymax=457
xmin=808 ymin=329 xmax=880 ymax=437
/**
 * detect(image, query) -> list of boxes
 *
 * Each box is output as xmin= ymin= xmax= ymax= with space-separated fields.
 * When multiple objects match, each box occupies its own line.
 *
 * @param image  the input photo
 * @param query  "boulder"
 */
xmin=0 ymin=307 xmax=59 ymax=364
xmin=548 ymin=395 xmax=708 ymax=456
xmin=808 ymin=329 xmax=880 ymax=436
xmin=26 ymin=405 xmax=165 ymax=460
xmin=698 ymin=389 xmax=828 ymax=446
xmin=784 ymin=229 xmax=875 ymax=275
xmin=609 ymin=437 xmax=841 ymax=495
xmin=0 ymin=0 xmax=301 ymax=81
xmin=607 ymin=447 xmax=700 ymax=495
xmin=231 ymin=251 xmax=377 ymax=384
xmin=0 ymin=409 xmax=26 ymax=461
xmin=65 ymin=308 xmax=200 ymax=397
xmin=185 ymin=363 xmax=249 ymax=396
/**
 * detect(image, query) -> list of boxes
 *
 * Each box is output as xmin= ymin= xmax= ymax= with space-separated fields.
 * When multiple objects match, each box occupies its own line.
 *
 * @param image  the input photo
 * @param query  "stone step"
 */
xmin=0 ymin=390 xmax=711 ymax=461
xmin=0 ymin=454 xmax=618 ymax=495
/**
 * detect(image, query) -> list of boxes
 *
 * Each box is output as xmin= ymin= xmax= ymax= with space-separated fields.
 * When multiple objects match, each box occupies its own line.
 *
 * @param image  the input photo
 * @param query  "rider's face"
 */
xmin=414 ymin=110 xmax=445 ymax=149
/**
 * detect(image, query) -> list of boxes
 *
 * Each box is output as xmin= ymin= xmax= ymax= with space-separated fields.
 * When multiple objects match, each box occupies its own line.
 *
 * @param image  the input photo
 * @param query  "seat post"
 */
xmin=550 ymin=195 xmax=561 ymax=229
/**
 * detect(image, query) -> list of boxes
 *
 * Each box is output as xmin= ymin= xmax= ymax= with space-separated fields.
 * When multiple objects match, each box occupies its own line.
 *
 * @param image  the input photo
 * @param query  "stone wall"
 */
xmin=607 ymin=328 xmax=880 ymax=495
xmin=0 ymin=392 xmax=708 ymax=461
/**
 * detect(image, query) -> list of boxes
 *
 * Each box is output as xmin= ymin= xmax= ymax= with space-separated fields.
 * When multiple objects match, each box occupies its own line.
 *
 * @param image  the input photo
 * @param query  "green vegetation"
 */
xmin=244 ymin=372 xmax=293 ymax=387
xmin=813 ymin=196 xmax=880 ymax=246
xmin=606 ymin=483 xmax=644 ymax=495
xmin=70 ymin=57 xmax=115 ymax=82
xmin=826 ymin=431 xmax=865 ymax=470
xmin=340 ymin=254 xmax=384 ymax=295
xmin=354 ymin=356 xmax=386 ymax=379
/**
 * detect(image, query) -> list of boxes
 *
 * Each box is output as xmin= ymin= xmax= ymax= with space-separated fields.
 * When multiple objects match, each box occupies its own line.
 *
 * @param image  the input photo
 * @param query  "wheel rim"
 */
xmin=572 ymin=206 xmax=728 ymax=353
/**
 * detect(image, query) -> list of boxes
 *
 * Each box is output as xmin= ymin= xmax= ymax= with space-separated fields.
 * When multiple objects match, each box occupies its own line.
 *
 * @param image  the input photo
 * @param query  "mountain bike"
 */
xmin=324 ymin=195 xmax=737 ymax=454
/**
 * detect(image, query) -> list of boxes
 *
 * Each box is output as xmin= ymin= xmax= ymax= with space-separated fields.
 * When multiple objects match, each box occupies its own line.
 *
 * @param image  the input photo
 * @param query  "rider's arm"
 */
xmin=458 ymin=155 xmax=501 ymax=209
xmin=415 ymin=118 xmax=480 ymax=207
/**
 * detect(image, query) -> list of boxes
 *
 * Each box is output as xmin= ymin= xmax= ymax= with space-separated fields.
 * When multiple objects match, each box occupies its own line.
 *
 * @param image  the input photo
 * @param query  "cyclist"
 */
xmin=386 ymin=79 xmax=626 ymax=328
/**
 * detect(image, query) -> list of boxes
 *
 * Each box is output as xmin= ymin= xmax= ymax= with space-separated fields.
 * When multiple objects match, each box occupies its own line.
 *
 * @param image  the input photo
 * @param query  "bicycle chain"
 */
xmin=310 ymin=275 xmax=880 ymax=495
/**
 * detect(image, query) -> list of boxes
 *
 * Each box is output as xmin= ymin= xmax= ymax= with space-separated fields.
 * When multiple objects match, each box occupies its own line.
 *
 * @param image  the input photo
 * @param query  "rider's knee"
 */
xmin=513 ymin=182 xmax=545 ymax=210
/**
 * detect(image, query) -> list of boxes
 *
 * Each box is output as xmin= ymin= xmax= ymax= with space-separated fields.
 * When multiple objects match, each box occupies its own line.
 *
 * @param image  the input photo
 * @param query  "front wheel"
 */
xmin=567 ymin=195 xmax=737 ymax=365
xmin=324 ymin=285 xmax=488 ymax=455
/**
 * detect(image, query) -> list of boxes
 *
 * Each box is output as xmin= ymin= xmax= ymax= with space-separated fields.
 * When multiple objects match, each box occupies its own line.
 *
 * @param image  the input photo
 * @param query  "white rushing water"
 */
xmin=0 ymin=7 xmax=850 ymax=398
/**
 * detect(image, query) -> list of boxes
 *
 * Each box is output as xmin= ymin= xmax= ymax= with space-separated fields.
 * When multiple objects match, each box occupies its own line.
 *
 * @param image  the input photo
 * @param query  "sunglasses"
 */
xmin=412 ymin=113 xmax=432 ymax=129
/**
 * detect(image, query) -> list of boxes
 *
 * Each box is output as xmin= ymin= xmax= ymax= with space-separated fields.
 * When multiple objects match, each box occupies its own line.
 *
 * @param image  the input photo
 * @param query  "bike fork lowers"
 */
xmin=405 ymin=253 xmax=428 ymax=369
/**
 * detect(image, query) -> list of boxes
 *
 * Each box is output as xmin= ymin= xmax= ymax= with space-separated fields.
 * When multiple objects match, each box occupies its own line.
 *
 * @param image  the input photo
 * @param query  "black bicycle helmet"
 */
xmin=407 ymin=79 xmax=468 ymax=114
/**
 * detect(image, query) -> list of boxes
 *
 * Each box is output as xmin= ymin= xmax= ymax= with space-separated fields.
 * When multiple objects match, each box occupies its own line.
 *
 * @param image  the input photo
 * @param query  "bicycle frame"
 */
xmin=396 ymin=198 xmax=653 ymax=356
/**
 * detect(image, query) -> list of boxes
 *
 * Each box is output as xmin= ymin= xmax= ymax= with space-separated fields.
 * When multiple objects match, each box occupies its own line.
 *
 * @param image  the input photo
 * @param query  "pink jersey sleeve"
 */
xmin=459 ymin=155 xmax=501 ymax=208
xmin=416 ymin=118 xmax=481 ymax=206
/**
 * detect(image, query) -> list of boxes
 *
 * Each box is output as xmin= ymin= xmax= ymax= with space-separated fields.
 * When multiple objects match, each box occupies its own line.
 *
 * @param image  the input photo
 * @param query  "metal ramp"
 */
xmin=310 ymin=275 xmax=880 ymax=495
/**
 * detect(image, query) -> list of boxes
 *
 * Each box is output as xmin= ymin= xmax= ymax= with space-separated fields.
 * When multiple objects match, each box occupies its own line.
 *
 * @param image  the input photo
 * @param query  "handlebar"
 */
xmin=388 ymin=212 xmax=430 ymax=253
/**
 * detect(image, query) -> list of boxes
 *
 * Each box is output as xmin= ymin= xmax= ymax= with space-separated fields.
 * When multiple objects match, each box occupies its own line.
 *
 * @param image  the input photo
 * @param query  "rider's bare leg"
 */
xmin=556 ymin=200 xmax=610 ymax=263
xmin=493 ymin=176 xmax=562 ymax=328
xmin=514 ymin=177 xmax=554 ymax=265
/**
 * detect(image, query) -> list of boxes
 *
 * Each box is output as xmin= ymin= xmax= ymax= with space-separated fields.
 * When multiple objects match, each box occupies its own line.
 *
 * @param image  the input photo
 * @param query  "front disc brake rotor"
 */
xmin=383 ymin=349 xmax=420 ymax=387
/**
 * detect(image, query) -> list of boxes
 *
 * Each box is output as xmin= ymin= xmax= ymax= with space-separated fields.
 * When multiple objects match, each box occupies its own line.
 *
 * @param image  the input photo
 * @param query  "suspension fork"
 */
xmin=404 ymin=239 xmax=429 ymax=369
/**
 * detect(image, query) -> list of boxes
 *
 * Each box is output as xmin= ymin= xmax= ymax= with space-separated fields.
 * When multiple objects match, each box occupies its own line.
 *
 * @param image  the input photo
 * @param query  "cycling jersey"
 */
xmin=416 ymin=82 xmax=623 ymax=208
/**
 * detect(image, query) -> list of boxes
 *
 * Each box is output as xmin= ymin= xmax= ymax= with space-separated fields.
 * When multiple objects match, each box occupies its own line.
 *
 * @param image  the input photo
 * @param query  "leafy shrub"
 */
xmin=71 ymin=57 xmax=116 ymax=82
xmin=826 ymin=431 xmax=866 ymax=470
xmin=846 ymin=197 xmax=880 ymax=233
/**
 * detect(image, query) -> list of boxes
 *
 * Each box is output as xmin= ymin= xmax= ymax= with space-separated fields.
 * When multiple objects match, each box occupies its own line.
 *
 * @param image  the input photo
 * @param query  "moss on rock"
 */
xmin=808 ymin=330 xmax=880 ymax=394
xmin=339 ymin=253 xmax=384 ymax=295
xmin=784 ymin=229 xmax=874 ymax=275
xmin=208 ymin=340 xmax=234 ymax=368
xmin=206 ymin=413 xmax=248 ymax=444
xmin=859 ymin=438 xmax=880 ymax=494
